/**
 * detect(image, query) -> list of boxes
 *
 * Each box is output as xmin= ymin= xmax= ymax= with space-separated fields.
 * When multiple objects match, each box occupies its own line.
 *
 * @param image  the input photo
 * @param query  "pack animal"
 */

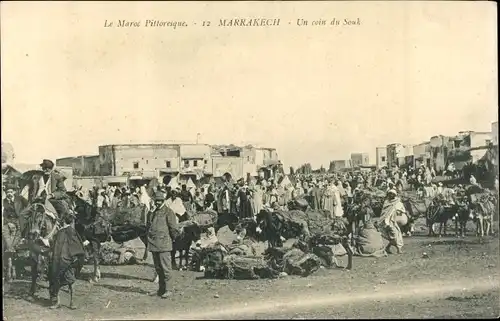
xmin=22 ymin=203 xmax=60 ymax=298
xmin=69 ymin=192 xmax=149 ymax=283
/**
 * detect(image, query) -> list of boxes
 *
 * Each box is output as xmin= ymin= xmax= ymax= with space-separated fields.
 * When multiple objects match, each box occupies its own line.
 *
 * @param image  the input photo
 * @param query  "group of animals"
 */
xmin=3 ymin=184 xmax=497 ymax=300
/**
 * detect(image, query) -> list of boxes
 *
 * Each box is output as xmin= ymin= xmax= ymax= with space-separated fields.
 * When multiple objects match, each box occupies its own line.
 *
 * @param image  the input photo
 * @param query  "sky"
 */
xmin=1 ymin=1 xmax=497 ymax=169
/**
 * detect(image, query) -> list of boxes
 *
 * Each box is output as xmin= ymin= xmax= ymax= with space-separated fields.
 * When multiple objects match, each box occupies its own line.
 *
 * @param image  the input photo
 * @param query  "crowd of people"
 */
xmin=2 ymin=158 xmax=499 ymax=307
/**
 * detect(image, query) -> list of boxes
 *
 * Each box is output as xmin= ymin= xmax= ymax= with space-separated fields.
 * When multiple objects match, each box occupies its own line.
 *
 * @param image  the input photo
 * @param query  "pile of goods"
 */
xmin=192 ymin=241 xmax=277 ymax=280
xmin=99 ymin=242 xmax=138 ymax=265
xmin=356 ymin=189 xmax=387 ymax=217
xmin=193 ymin=215 xmax=352 ymax=280
xmin=468 ymin=190 xmax=496 ymax=216
xmin=271 ymin=210 xmax=310 ymax=239
xmin=189 ymin=210 xmax=218 ymax=229
xmin=108 ymin=204 xmax=148 ymax=227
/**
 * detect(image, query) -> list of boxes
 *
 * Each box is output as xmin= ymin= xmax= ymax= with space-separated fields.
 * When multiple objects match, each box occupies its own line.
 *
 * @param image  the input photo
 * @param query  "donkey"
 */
xmin=69 ymin=192 xmax=149 ymax=283
xmin=22 ymin=203 xmax=60 ymax=297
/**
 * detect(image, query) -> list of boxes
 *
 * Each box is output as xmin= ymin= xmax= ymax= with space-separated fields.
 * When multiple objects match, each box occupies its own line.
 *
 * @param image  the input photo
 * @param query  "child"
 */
xmin=48 ymin=211 xmax=85 ymax=309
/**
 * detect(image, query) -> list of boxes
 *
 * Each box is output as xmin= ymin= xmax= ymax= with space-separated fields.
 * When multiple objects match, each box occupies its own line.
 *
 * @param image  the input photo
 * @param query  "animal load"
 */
xmin=194 ymin=242 xmax=228 ymax=276
xmin=469 ymin=192 xmax=496 ymax=216
xmin=288 ymin=198 xmax=309 ymax=211
xmin=271 ymin=210 xmax=309 ymax=239
xmin=106 ymin=205 xmax=148 ymax=228
xmin=226 ymin=240 xmax=258 ymax=257
xmin=215 ymin=255 xmax=279 ymax=280
xmin=190 ymin=210 xmax=218 ymax=229
xmin=358 ymin=190 xmax=386 ymax=217
xmin=303 ymin=210 xmax=333 ymax=236
xmin=265 ymin=246 xmax=324 ymax=276
xmin=111 ymin=224 xmax=147 ymax=243
xmin=99 ymin=242 xmax=138 ymax=265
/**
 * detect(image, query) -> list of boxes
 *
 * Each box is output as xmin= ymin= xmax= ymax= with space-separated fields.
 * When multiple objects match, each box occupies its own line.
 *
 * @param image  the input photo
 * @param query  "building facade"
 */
xmin=447 ymin=131 xmax=492 ymax=166
xmin=98 ymin=144 xmax=181 ymax=178
xmin=413 ymin=142 xmax=431 ymax=168
xmin=332 ymin=159 xmax=352 ymax=171
xmin=375 ymin=147 xmax=387 ymax=168
xmin=350 ymin=153 xmax=369 ymax=168
xmin=386 ymin=143 xmax=404 ymax=168
xmin=56 ymin=155 xmax=100 ymax=176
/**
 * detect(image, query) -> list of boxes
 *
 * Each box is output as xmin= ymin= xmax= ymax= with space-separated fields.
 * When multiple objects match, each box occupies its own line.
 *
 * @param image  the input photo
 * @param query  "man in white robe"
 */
xmin=378 ymin=189 xmax=405 ymax=254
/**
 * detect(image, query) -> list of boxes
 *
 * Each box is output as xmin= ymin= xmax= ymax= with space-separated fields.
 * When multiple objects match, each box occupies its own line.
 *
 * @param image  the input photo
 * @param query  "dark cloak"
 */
xmin=237 ymin=189 xmax=253 ymax=219
xmin=49 ymin=226 xmax=85 ymax=288
xmin=311 ymin=187 xmax=322 ymax=210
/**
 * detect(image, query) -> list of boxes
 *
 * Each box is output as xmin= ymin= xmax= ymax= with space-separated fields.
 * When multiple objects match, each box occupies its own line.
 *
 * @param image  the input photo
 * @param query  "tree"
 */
xmin=289 ymin=166 xmax=295 ymax=175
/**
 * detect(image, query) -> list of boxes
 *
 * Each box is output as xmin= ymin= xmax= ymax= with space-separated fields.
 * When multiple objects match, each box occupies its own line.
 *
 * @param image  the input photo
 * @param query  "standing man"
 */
xmin=147 ymin=192 xmax=179 ymax=299
xmin=179 ymin=184 xmax=194 ymax=212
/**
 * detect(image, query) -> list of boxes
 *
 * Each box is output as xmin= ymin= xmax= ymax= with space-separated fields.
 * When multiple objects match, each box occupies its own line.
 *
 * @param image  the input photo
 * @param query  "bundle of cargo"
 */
xmin=99 ymin=242 xmax=138 ymax=265
xmin=111 ymin=224 xmax=147 ymax=243
xmin=303 ymin=210 xmax=334 ymax=236
xmin=356 ymin=189 xmax=386 ymax=217
xmin=197 ymin=241 xmax=278 ymax=280
xmin=265 ymin=246 xmax=323 ymax=276
xmin=106 ymin=204 xmax=148 ymax=228
xmin=216 ymin=254 xmax=279 ymax=280
xmin=468 ymin=190 xmax=496 ymax=216
xmin=190 ymin=210 xmax=218 ymax=229
xmin=271 ymin=210 xmax=309 ymax=239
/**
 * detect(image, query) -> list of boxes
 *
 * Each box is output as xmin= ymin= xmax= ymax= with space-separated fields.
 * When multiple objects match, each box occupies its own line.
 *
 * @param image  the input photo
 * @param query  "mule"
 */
xmin=452 ymin=201 xmax=470 ymax=238
xmin=69 ymin=192 xmax=149 ymax=283
xmin=425 ymin=202 xmax=457 ymax=237
xmin=22 ymin=203 xmax=60 ymax=298
xmin=470 ymin=198 xmax=496 ymax=237
xmin=344 ymin=201 xmax=373 ymax=245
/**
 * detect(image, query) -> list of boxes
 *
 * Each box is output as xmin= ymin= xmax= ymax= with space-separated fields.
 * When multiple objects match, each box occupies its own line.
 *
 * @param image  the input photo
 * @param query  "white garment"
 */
xmin=332 ymin=186 xmax=344 ymax=217
xmin=165 ymin=197 xmax=186 ymax=216
xmin=139 ymin=186 xmax=151 ymax=211
xmin=37 ymin=175 xmax=52 ymax=198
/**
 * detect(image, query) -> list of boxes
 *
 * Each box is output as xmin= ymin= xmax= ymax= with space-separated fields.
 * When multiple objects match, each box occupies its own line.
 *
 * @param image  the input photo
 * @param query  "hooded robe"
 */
xmin=48 ymin=225 xmax=86 ymax=295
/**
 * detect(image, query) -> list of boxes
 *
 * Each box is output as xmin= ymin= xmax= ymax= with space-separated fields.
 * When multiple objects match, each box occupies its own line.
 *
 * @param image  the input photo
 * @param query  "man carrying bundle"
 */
xmin=378 ymin=189 xmax=405 ymax=254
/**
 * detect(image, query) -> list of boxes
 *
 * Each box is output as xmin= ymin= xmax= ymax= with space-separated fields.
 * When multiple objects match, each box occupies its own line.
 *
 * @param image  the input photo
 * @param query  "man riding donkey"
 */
xmin=18 ymin=160 xmax=89 ymax=281
xmin=20 ymin=160 xmax=72 ymax=222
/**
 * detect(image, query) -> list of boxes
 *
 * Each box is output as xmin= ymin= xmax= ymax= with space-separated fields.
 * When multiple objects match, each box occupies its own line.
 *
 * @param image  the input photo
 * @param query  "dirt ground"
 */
xmin=3 ymin=219 xmax=499 ymax=320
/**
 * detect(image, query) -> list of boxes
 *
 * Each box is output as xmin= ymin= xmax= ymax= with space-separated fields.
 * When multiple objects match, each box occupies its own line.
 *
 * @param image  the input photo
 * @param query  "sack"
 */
xmin=227 ymin=242 xmax=257 ymax=257
xmin=217 ymin=255 xmax=279 ymax=280
xmin=191 ymin=211 xmax=217 ymax=228
xmin=201 ymin=243 xmax=229 ymax=277
xmin=283 ymin=248 xmax=322 ymax=276
xmin=273 ymin=210 xmax=309 ymax=239
xmin=99 ymin=242 xmax=137 ymax=265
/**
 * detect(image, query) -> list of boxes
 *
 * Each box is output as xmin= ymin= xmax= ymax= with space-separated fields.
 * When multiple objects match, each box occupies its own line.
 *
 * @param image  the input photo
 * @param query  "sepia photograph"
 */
xmin=1 ymin=1 xmax=498 ymax=319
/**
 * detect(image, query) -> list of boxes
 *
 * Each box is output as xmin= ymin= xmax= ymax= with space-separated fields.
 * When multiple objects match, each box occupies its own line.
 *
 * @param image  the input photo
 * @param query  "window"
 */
xmin=133 ymin=162 xmax=139 ymax=169
xmin=204 ymin=159 xmax=208 ymax=164
xmin=381 ymin=156 xmax=386 ymax=162
xmin=146 ymin=160 xmax=149 ymax=164
xmin=166 ymin=161 xmax=171 ymax=168
xmin=193 ymin=160 xmax=198 ymax=167
xmin=184 ymin=160 xmax=189 ymax=167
